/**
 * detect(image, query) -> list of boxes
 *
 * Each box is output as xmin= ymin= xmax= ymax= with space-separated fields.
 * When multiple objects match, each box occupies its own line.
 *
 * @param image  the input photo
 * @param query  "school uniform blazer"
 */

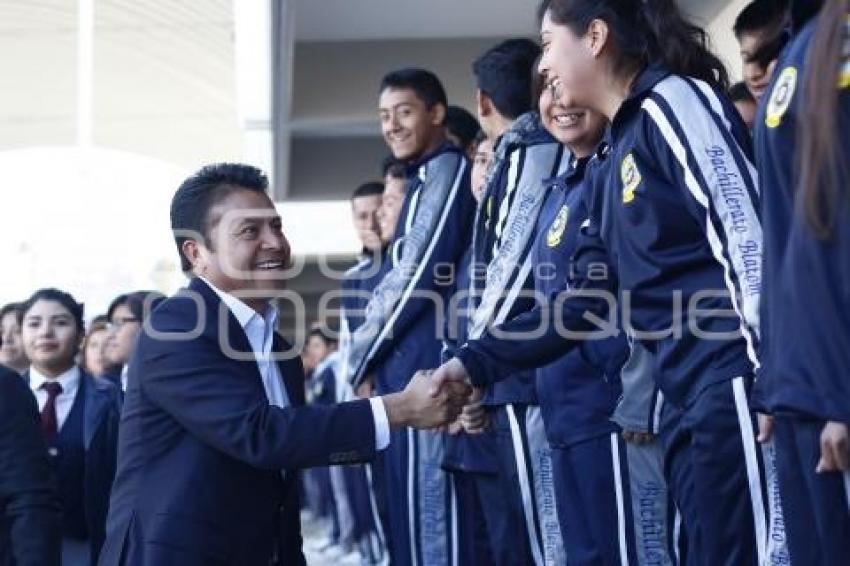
xmin=0 ymin=365 xmax=62 ymax=566
xmin=20 ymin=368 xmax=120 ymax=565
xmin=98 ymin=277 xmax=377 ymax=566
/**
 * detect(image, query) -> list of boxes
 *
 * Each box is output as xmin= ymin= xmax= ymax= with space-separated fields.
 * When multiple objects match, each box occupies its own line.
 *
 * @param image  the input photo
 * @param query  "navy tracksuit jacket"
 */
xmin=755 ymin=17 xmax=850 ymax=566
xmin=457 ymin=64 xmax=767 ymax=566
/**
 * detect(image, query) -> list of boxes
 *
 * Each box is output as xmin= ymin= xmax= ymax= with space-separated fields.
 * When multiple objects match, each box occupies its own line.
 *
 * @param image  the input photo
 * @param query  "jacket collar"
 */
xmin=610 ymin=63 xmax=672 ymax=142
xmin=405 ymin=141 xmax=463 ymax=178
xmin=82 ymin=371 xmax=117 ymax=450
xmin=188 ymin=277 xmax=302 ymax=407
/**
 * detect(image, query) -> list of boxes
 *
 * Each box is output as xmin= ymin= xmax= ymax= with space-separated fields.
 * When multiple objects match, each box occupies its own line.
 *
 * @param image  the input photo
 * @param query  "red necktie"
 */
xmin=40 ymin=381 xmax=63 ymax=444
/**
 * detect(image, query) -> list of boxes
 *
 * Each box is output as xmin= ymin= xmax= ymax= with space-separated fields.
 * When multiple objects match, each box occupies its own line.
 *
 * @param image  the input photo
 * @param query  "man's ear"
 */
xmin=476 ymin=89 xmax=491 ymax=119
xmin=586 ymin=18 xmax=610 ymax=59
xmin=181 ymin=239 xmax=203 ymax=273
xmin=430 ymin=102 xmax=447 ymax=127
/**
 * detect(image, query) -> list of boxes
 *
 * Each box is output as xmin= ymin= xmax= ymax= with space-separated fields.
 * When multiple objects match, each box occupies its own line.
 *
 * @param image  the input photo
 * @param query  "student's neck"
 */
xmin=36 ymin=361 xmax=75 ymax=379
xmin=414 ymin=133 xmax=447 ymax=163
xmin=599 ymin=70 xmax=639 ymax=122
xmin=571 ymin=145 xmax=595 ymax=159
xmin=488 ymin=114 xmax=514 ymax=141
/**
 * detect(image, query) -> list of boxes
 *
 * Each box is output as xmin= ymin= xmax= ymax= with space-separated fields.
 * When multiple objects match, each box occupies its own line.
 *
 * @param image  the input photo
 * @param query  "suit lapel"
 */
xmin=189 ymin=277 xmax=266 ymax=386
xmin=82 ymin=371 xmax=109 ymax=450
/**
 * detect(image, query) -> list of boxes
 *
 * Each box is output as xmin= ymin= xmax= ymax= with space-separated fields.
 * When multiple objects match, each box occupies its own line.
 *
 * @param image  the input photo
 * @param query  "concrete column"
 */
xmin=233 ymin=0 xmax=276 ymax=183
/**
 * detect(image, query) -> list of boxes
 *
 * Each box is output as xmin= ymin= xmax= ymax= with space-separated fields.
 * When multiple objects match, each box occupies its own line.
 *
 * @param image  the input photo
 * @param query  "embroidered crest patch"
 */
xmin=765 ymin=67 xmax=797 ymax=128
xmin=621 ymin=153 xmax=641 ymax=204
xmin=546 ymin=205 xmax=570 ymax=248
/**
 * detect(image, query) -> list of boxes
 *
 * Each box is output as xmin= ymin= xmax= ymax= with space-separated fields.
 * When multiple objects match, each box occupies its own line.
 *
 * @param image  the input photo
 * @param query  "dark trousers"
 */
xmin=774 ymin=416 xmax=850 ymax=566
xmin=491 ymin=404 xmax=566 ymax=565
xmin=661 ymin=376 xmax=766 ymax=566
xmin=551 ymin=432 xmax=639 ymax=566
xmin=447 ymin=471 xmax=494 ymax=566
xmin=383 ymin=427 xmax=449 ymax=566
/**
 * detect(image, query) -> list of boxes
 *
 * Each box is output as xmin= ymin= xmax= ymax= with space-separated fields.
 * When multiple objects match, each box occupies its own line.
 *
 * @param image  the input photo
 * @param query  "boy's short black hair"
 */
xmin=351 ymin=182 xmax=384 ymax=200
xmin=729 ymin=81 xmax=756 ymax=103
xmin=473 ymin=38 xmax=542 ymax=119
xmin=381 ymin=156 xmax=408 ymax=181
xmin=170 ymin=163 xmax=269 ymax=272
xmin=379 ymin=68 xmax=448 ymax=110
xmin=733 ymin=0 xmax=787 ymax=38
xmin=20 ymin=288 xmax=85 ymax=335
xmin=444 ymin=105 xmax=481 ymax=150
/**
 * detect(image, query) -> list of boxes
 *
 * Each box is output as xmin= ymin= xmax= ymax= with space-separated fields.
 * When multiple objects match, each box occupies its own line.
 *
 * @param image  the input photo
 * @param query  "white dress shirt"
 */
xmin=29 ymin=365 xmax=81 ymax=431
xmin=120 ymin=364 xmax=129 ymax=393
xmin=200 ymin=278 xmax=389 ymax=450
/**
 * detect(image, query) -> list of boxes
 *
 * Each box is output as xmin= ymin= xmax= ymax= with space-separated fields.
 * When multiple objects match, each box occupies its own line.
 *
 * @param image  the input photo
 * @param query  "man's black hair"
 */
xmin=734 ymin=0 xmax=788 ymax=37
xmin=444 ymin=106 xmax=481 ymax=150
xmin=170 ymin=163 xmax=269 ymax=272
xmin=107 ymin=291 xmax=165 ymax=323
xmin=20 ymin=288 xmax=85 ymax=335
xmin=379 ymin=68 xmax=448 ymax=110
xmin=351 ymin=181 xmax=384 ymax=200
xmin=473 ymin=38 xmax=542 ymax=119
xmin=729 ymin=81 xmax=756 ymax=103
xmin=381 ymin=156 xmax=408 ymax=181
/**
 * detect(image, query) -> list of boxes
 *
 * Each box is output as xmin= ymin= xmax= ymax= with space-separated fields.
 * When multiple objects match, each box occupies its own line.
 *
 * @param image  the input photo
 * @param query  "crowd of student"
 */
xmin=292 ymin=0 xmax=850 ymax=565
xmin=0 ymin=0 xmax=847 ymax=565
xmin=0 ymin=290 xmax=163 ymax=565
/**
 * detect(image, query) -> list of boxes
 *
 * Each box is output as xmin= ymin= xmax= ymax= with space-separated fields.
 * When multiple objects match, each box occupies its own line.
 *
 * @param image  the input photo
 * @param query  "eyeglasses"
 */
xmin=108 ymin=317 xmax=140 ymax=331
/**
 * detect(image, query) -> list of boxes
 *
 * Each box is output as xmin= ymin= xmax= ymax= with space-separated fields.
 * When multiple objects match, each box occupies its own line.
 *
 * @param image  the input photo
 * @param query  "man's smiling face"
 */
xmin=192 ymin=188 xmax=291 ymax=310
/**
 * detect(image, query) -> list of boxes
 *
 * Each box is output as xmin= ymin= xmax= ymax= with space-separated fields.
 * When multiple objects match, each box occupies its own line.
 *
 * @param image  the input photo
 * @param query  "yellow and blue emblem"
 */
xmin=765 ymin=66 xmax=797 ymax=128
xmin=546 ymin=205 xmax=569 ymax=248
xmin=621 ymin=153 xmax=641 ymax=204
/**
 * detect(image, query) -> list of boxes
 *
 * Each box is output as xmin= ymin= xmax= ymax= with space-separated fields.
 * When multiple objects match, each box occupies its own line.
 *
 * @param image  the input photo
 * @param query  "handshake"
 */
xmin=382 ymin=358 xmax=484 ymax=431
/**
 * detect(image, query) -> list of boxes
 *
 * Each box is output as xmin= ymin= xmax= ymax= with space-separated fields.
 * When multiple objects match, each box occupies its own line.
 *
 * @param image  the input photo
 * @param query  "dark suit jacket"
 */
xmin=0 ymin=365 xmax=61 ymax=566
xmin=20 ymin=369 xmax=121 ymax=565
xmin=99 ymin=277 xmax=377 ymax=566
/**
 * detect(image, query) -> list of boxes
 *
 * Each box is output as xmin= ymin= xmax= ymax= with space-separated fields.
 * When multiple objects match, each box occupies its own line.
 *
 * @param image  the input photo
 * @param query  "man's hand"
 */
xmin=429 ymin=358 xmax=472 ymax=398
xmin=816 ymin=421 xmax=850 ymax=473
xmin=382 ymin=370 xmax=471 ymax=430
xmin=757 ymin=413 xmax=774 ymax=443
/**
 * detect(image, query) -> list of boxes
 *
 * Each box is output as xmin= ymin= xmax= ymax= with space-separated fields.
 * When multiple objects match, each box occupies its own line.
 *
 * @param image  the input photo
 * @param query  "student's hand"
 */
xmin=622 ymin=430 xmax=655 ymax=444
xmin=428 ymin=358 xmax=472 ymax=398
xmin=816 ymin=421 xmax=850 ymax=473
xmin=460 ymin=388 xmax=489 ymax=435
xmin=446 ymin=420 xmax=464 ymax=435
xmin=756 ymin=413 xmax=774 ymax=443
xmin=383 ymin=370 xmax=471 ymax=430
xmin=356 ymin=374 xmax=375 ymax=398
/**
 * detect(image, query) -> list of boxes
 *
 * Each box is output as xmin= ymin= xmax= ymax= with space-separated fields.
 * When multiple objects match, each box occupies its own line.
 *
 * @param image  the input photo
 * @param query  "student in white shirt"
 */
xmin=20 ymin=288 xmax=121 ymax=566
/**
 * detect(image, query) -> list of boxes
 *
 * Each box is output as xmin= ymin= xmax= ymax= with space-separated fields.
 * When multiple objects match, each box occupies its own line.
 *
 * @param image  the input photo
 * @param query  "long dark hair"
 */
xmin=796 ymin=0 xmax=847 ymax=238
xmin=539 ymin=0 xmax=729 ymax=90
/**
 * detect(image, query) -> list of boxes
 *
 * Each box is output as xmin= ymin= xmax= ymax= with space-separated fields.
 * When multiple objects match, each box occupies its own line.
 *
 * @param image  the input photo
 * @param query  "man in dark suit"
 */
xmin=98 ymin=163 xmax=468 ymax=566
xmin=0 ymin=363 xmax=62 ymax=566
